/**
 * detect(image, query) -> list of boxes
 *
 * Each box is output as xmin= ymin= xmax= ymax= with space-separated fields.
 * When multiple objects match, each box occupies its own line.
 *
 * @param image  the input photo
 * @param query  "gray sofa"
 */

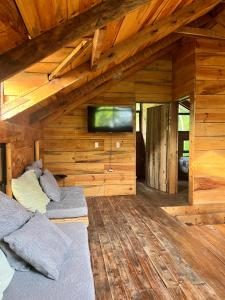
xmin=45 ymin=186 xmax=88 ymax=219
xmin=3 ymin=222 xmax=95 ymax=300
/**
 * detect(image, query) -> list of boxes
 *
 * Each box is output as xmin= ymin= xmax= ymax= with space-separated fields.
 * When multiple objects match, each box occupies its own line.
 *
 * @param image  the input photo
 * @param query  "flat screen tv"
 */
xmin=88 ymin=106 xmax=133 ymax=133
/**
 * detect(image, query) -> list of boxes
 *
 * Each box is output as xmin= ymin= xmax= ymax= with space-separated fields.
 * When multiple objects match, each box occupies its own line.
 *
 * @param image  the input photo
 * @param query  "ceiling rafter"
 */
xmin=0 ymin=0 xmax=149 ymax=82
xmin=94 ymin=0 xmax=221 ymax=71
xmin=91 ymin=29 xmax=105 ymax=70
xmin=49 ymin=40 xmax=90 ymax=80
xmin=0 ymin=0 xmax=221 ymax=121
xmin=29 ymin=35 xmax=180 ymax=125
xmin=176 ymin=26 xmax=225 ymax=40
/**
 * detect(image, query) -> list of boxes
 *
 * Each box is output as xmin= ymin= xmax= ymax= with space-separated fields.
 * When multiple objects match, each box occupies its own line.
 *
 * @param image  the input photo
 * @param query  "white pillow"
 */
xmin=12 ymin=170 xmax=50 ymax=214
xmin=0 ymin=249 xmax=14 ymax=300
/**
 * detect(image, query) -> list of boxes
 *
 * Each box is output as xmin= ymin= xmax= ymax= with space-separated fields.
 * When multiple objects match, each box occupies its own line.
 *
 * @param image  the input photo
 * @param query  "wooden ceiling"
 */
xmin=0 ymin=0 xmax=224 ymax=123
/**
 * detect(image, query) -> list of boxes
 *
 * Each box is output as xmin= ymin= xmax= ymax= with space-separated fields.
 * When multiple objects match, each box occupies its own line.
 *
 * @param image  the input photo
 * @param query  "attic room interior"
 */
xmin=1 ymin=0 xmax=225 ymax=299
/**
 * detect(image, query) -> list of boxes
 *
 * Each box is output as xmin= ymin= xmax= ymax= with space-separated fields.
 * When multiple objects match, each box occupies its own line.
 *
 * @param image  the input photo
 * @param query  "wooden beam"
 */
xmin=1 ymin=0 xmax=220 ymax=120
xmin=176 ymin=26 xmax=225 ymax=39
xmin=49 ymin=40 xmax=89 ymax=80
xmin=95 ymin=0 xmax=221 ymax=71
xmin=0 ymin=0 xmax=149 ymax=82
xmin=30 ymin=35 xmax=180 ymax=124
xmin=91 ymin=29 xmax=105 ymax=70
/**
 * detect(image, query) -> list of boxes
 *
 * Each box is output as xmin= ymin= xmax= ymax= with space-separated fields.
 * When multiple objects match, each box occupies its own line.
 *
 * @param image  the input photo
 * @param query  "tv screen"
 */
xmin=88 ymin=106 xmax=133 ymax=132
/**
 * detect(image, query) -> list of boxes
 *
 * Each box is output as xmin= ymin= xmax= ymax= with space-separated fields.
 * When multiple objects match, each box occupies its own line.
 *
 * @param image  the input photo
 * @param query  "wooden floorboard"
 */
xmin=87 ymin=187 xmax=225 ymax=299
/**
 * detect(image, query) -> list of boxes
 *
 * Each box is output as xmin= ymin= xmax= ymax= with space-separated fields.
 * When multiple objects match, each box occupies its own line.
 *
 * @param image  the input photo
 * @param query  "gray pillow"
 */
xmin=26 ymin=160 xmax=43 ymax=178
xmin=0 ymin=191 xmax=32 ymax=240
xmin=40 ymin=169 xmax=61 ymax=202
xmin=0 ymin=241 xmax=30 ymax=272
xmin=4 ymin=212 xmax=72 ymax=280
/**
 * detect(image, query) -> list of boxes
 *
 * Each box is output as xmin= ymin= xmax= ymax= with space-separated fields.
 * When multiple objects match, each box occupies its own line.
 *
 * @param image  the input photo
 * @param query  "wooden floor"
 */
xmin=87 ymin=184 xmax=225 ymax=300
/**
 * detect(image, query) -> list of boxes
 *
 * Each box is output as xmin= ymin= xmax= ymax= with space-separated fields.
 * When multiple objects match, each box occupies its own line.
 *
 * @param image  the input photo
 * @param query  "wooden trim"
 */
xmin=0 ymin=0 xmax=149 ymax=82
xmin=189 ymin=92 xmax=196 ymax=205
xmin=168 ymin=102 xmax=178 ymax=194
xmin=35 ymin=140 xmax=40 ymax=161
xmin=6 ymin=143 xmax=12 ymax=197
xmin=51 ymin=216 xmax=89 ymax=226
xmin=0 ymin=82 xmax=3 ymax=115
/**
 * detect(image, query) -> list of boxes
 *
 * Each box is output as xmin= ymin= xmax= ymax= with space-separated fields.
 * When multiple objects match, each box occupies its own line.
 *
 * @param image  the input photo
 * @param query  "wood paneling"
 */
xmin=0 ymin=119 xmax=41 ymax=195
xmin=173 ymin=39 xmax=195 ymax=100
xmin=193 ymin=38 xmax=225 ymax=204
xmin=42 ymin=100 xmax=136 ymax=197
xmin=105 ymin=57 xmax=172 ymax=103
xmin=42 ymin=57 xmax=172 ymax=197
xmin=173 ymin=37 xmax=225 ymax=205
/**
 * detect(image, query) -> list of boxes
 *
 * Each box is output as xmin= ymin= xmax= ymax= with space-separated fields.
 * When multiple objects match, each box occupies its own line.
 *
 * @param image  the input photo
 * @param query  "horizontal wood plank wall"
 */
xmin=104 ymin=56 xmax=172 ymax=103
xmin=42 ymin=58 xmax=172 ymax=197
xmin=173 ymin=39 xmax=195 ymax=203
xmin=193 ymin=38 xmax=225 ymax=204
xmin=42 ymin=101 xmax=136 ymax=197
xmin=173 ymin=39 xmax=195 ymax=100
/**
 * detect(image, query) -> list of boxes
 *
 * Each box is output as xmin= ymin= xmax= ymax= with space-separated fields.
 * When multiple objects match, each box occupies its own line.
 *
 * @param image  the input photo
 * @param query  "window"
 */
xmin=178 ymin=104 xmax=190 ymax=131
xmin=178 ymin=103 xmax=190 ymax=157
xmin=136 ymin=103 xmax=142 ymax=132
xmin=183 ymin=140 xmax=190 ymax=157
xmin=0 ymin=144 xmax=6 ymax=193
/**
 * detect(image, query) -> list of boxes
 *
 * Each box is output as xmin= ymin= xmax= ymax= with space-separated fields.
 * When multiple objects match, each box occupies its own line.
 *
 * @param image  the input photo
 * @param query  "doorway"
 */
xmin=178 ymin=100 xmax=190 ymax=194
xmin=136 ymin=103 xmax=170 ymax=192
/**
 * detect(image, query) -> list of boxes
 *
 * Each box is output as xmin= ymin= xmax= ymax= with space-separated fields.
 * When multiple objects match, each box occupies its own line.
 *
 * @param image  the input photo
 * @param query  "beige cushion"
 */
xmin=12 ymin=170 xmax=50 ymax=214
xmin=0 ymin=249 xmax=14 ymax=300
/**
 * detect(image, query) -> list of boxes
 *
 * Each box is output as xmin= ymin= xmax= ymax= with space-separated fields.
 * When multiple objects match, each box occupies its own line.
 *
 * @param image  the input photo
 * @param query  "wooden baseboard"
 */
xmin=51 ymin=216 xmax=89 ymax=226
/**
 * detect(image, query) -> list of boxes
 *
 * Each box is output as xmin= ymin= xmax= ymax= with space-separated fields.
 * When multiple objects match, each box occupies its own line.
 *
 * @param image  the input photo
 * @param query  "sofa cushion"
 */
xmin=0 ymin=241 xmax=30 ymax=272
xmin=4 ymin=212 xmax=72 ymax=280
xmin=0 ymin=192 xmax=32 ymax=240
xmin=12 ymin=170 xmax=50 ymax=214
xmin=3 ymin=222 xmax=95 ymax=300
xmin=0 ymin=249 xmax=14 ymax=300
xmin=25 ymin=160 xmax=43 ymax=179
xmin=40 ymin=169 xmax=61 ymax=202
xmin=45 ymin=187 xmax=87 ymax=219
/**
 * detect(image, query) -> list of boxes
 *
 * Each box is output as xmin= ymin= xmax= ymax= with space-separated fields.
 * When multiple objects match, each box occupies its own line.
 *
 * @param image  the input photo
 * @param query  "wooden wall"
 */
xmin=174 ymin=37 xmax=225 ymax=205
xmin=0 ymin=119 xmax=41 ymax=195
xmin=173 ymin=39 xmax=195 ymax=100
xmin=193 ymin=38 xmax=225 ymax=204
xmin=104 ymin=56 xmax=172 ymax=103
xmin=41 ymin=57 xmax=172 ymax=197
xmin=42 ymin=98 xmax=136 ymax=197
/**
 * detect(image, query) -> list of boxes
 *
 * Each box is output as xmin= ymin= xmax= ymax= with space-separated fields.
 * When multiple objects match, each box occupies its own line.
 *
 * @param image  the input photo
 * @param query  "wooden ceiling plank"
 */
xmin=1 ymin=0 xmax=220 ymax=120
xmin=95 ymin=0 xmax=222 ymax=71
xmin=0 ymin=0 xmax=149 ymax=82
xmin=29 ymin=34 xmax=179 ymax=124
xmin=0 ymin=0 xmax=28 ymax=54
xmin=176 ymin=26 xmax=225 ymax=40
xmin=49 ymin=40 xmax=89 ymax=80
xmin=114 ymin=3 xmax=154 ymax=44
xmin=15 ymin=0 xmax=68 ymax=38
